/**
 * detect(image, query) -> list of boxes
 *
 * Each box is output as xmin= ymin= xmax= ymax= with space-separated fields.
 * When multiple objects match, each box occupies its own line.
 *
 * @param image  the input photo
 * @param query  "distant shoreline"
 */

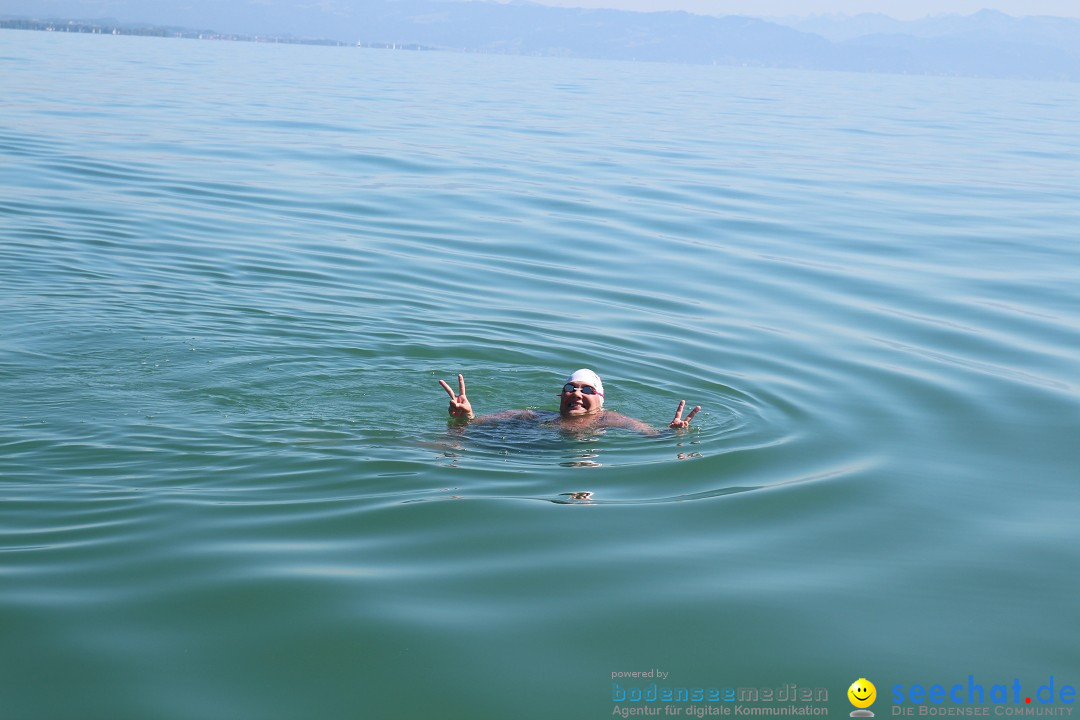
xmin=3 ymin=10 xmax=1077 ymax=82
xmin=0 ymin=17 xmax=437 ymax=51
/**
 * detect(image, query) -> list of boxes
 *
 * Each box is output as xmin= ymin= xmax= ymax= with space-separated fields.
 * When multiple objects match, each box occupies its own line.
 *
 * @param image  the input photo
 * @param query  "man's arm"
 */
xmin=600 ymin=411 xmax=660 ymax=436
xmin=601 ymin=400 xmax=702 ymax=435
xmin=439 ymin=374 xmax=536 ymax=425
xmin=470 ymin=409 xmax=536 ymax=425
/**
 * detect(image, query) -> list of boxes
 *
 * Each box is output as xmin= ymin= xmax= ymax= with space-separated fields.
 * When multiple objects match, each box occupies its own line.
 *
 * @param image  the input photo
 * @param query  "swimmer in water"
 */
xmin=437 ymin=369 xmax=700 ymax=434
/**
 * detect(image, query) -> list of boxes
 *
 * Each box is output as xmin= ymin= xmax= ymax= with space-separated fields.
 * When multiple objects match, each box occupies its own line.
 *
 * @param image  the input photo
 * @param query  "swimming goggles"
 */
xmin=562 ymin=383 xmax=603 ymax=396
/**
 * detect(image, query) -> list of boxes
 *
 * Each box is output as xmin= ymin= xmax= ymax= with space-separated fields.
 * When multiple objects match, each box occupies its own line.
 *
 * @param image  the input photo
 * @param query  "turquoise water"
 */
xmin=2 ymin=30 xmax=1078 ymax=720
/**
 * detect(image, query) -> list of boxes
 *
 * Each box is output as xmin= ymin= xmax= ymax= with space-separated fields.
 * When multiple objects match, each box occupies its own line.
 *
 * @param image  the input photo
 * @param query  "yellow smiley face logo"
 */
xmin=848 ymin=679 xmax=876 ymax=709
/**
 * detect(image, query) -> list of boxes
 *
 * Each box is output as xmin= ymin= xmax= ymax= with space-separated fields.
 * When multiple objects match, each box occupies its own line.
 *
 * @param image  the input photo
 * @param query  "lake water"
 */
xmin=2 ymin=29 xmax=1078 ymax=720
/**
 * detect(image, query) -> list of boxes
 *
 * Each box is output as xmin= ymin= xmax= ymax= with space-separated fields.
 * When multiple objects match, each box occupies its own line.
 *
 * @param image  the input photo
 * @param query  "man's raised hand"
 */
xmin=669 ymin=400 xmax=701 ymax=429
xmin=439 ymin=373 xmax=474 ymax=419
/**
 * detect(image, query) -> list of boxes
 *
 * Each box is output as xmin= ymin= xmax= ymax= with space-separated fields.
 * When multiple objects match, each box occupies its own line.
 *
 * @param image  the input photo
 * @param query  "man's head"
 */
xmin=559 ymin=369 xmax=604 ymax=417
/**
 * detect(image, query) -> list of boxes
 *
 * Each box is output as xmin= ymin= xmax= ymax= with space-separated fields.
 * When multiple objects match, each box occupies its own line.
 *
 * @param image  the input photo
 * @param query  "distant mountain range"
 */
xmin=3 ymin=0 xmax=1079 ymax=81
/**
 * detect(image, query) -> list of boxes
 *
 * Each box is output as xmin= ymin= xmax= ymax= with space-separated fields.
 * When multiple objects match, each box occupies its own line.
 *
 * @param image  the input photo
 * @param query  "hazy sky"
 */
xmin=505 ymin=0 xmax=1080 ymax=21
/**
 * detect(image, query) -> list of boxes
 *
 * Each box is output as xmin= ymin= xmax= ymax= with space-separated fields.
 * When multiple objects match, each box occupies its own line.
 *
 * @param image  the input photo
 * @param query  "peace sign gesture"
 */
xmin=669 ymin=400 xmax=701 ymax=429
xmin=439 ymin=373 xmax=474 ymax=420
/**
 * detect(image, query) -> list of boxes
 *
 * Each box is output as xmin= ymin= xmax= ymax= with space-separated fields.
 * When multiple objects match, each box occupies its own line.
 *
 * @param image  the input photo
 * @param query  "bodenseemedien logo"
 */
xmin=849 ymin=678 xmax=877 ymax=717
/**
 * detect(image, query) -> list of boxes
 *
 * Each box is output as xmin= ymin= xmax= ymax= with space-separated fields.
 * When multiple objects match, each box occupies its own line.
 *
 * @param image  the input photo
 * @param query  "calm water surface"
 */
xmin=1 ymin=30 xmax=1078 ymax=720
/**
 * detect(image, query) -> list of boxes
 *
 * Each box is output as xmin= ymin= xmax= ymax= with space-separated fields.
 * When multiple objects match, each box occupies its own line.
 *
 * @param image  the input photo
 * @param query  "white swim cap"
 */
xmin=566 ymin=369 xmax=604 ymax=401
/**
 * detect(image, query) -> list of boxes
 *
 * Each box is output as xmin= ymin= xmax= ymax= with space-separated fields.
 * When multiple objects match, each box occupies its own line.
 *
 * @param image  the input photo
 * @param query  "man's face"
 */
xmin=559 ymin=381 xmax=603 ymax=417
